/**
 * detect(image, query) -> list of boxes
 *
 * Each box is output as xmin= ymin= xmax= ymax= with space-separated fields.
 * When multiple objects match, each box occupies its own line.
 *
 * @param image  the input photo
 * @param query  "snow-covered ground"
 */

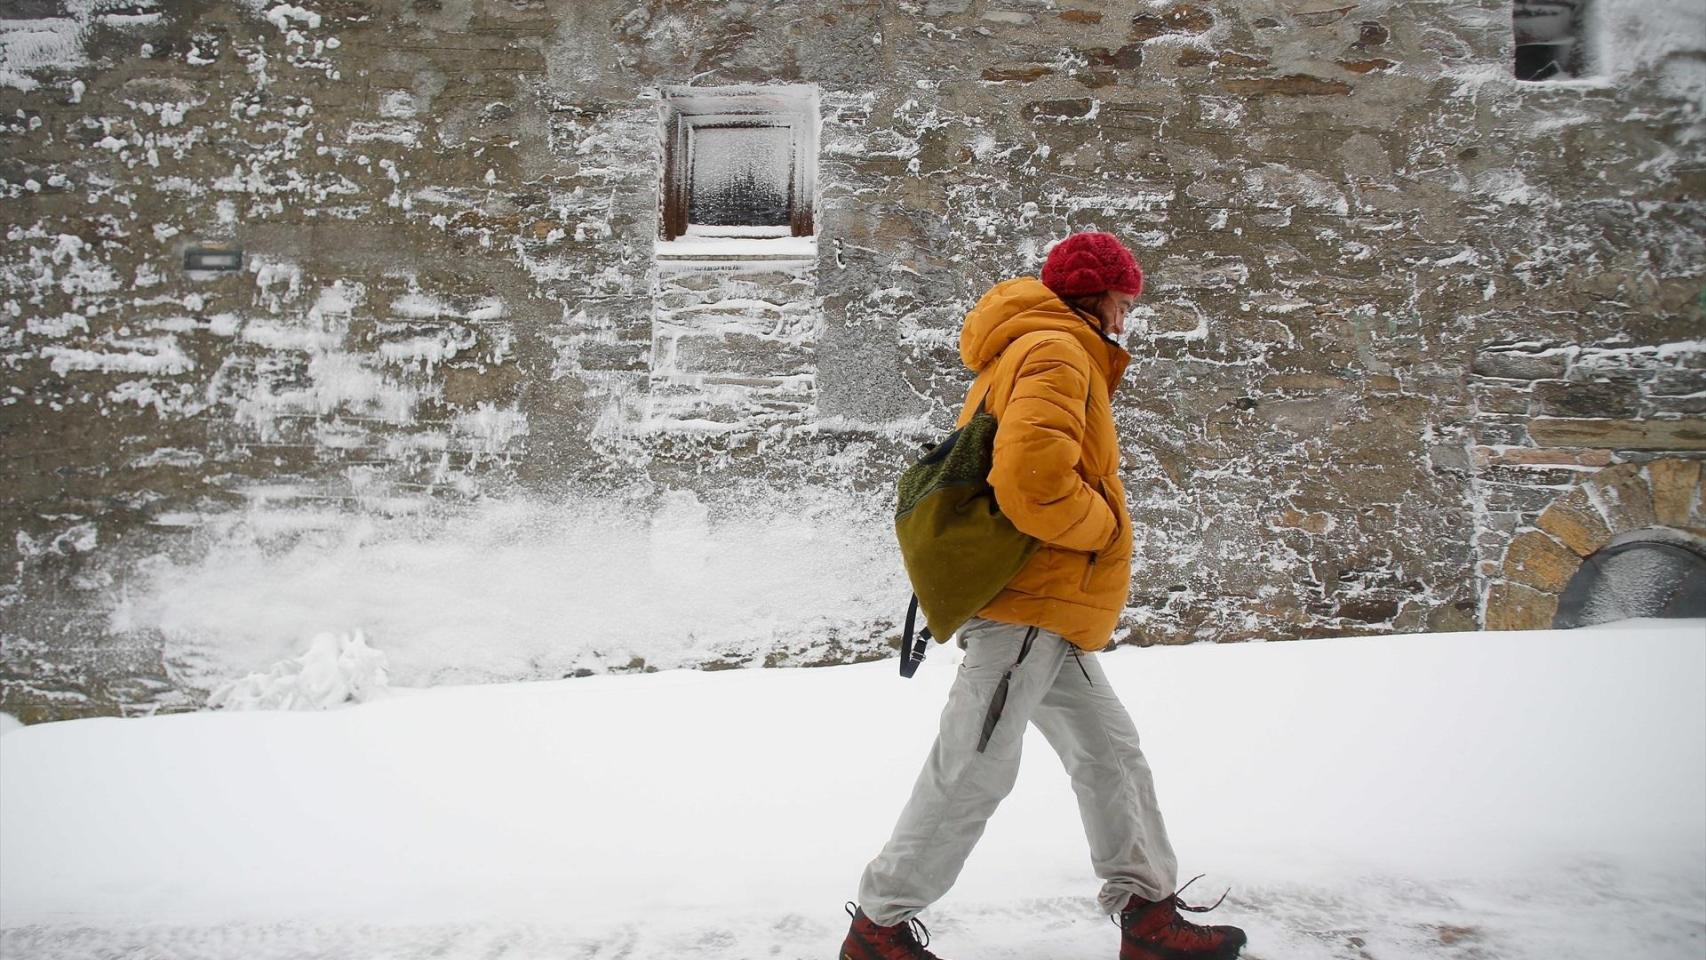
xmin=2 ymin=619 xmax=1703 ymax=959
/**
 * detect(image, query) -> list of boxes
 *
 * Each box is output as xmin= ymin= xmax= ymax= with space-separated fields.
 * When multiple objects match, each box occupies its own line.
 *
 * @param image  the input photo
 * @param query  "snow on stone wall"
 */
xmin=1 ymin=0 xmax=1702 ymax=721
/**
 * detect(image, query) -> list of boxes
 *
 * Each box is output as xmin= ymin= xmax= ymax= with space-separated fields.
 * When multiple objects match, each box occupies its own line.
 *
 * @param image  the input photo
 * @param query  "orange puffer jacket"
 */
xmin=955 ymin=277 xmax=1134 ymax=651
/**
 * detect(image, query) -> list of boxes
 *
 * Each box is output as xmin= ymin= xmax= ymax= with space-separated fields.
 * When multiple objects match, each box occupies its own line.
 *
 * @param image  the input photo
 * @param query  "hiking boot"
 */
xmin=1118 ymin=876 xmax=1247 ymax=960
xmin=841 ymin=902 xmax=946 ymax=960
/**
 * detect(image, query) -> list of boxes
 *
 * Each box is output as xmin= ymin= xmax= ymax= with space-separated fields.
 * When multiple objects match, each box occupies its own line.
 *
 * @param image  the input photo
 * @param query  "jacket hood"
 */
xmin=958 ymin=277 xmax=1131 ymax=389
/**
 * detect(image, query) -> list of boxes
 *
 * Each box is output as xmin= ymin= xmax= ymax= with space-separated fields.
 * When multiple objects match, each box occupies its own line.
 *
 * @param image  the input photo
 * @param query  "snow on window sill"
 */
xmin=655 ymin=234 xmax=818 ymax=260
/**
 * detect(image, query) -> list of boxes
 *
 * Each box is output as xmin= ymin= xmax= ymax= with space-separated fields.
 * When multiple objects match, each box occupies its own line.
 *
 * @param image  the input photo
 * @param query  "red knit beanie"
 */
xmin=1040 ymin=232 xmax=1144 ymax=299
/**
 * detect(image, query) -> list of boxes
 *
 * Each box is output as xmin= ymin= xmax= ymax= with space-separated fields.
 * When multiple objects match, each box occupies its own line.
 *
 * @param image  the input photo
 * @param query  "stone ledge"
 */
xmin=1528 ymin=416 xmax=1706 ymax=450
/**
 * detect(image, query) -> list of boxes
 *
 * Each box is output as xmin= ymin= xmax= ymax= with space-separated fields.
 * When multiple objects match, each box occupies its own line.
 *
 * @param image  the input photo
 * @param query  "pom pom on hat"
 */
xmin=1040 ymin=232 xmax=1144 ymax=299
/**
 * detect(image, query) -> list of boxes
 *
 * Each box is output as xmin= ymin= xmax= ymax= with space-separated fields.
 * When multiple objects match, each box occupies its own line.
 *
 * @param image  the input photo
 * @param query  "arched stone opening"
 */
xmin=1484 ymin=458 xmax=1706 ymax=630
xmin=1553 ymin=530 xmax=1706 ymax=627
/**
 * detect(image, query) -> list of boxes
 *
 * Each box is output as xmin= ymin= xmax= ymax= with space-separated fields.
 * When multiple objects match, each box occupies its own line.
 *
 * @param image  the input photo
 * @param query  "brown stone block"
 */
xmin=1060 ymin=9 xmax=1103 ymax=23
xmin=1583 ymin=462 xmax=1656 ymax=532
xmin=1275 ymin=509 xmax=1331 ymax=534
xmin=1221 ymin=75 xmax=1353 ymax=96
xmin=1130 ymin=4 xmax=1213 ymax=40
xmin=1176 ymin=48 xmax=1214 ymax=68
xmin=1484 ymin=580 xmax=1559 ymax=631
xmin=1220 ymin=52 xmax=1271 ymax=69
xmin=1537 ymin=488 xmax=1613 ymax=556
xmin=1528 ymin=417 xmax=1706 ymax=450
xmin=1087 ymin=44 xmax=1144 ymax=70
xmin=1649 ymin=458 xmax=1702 ymax=527
xmin=982 ymin=66 xmax=1052 ymax=82
xmin=1337 ymin=58 xmax=1396 ymax=74
xmin=1502 ymin=530 xmax=1582 ymax=592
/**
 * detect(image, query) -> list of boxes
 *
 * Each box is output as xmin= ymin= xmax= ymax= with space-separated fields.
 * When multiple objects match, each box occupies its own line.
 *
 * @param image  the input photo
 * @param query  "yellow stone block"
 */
xmin=1537 ymin=488 xmax=1613 ymax=557
xmin=1484 ymin=580 xmax=1560 ymax=631
xmin=1649 ymin=458 xmax=1702 ymax=528
xmin=1502 ymin=530 xmax=1583 ymax=593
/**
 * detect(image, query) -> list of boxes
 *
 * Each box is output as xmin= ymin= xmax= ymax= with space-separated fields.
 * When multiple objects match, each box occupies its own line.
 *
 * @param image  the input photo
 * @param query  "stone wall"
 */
xmin=2 ymin=0 xmax=1702 ymax=721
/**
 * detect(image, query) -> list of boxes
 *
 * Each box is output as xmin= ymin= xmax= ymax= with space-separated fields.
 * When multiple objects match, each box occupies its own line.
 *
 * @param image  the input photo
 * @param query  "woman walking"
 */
xmin=841 ymin=232 xmax=1247 ymax=960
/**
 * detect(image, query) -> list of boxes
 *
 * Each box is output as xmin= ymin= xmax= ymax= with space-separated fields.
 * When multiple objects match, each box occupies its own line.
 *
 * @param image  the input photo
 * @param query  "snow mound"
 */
xmin=209 ymin=630 xmax=390 ymax=710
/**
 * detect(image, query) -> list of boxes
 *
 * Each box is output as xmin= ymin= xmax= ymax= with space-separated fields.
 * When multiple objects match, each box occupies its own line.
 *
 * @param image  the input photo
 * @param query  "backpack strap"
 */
xmin=900 ymin=594 xmax=933 ymax=678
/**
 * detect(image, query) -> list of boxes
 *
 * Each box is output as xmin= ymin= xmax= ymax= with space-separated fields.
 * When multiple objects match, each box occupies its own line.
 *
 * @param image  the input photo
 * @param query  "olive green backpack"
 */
xmin=894 ymin=382 xmax=1041 ymax=678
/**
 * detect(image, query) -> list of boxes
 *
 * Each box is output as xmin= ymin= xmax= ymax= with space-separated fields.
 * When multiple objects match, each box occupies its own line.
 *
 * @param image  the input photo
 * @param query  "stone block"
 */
xmin=1693 ymin=466 xmax=1706 ymax=531
xmin=575 ymin=340 xmax=650 ymax=372
xmin=1479 ymin=483 xmax=1565 ymax=515
xmin=1472 ymin=420 xmax=1529 ymax=446
xmin=1646 ymin=458 xmax=1702 ymax=528
xmin=1484 ymin=580 xmax=1559 ymax=631
xmin=1176 ymin=48 xmax=1214 ymax=68
xmin=1354 ymin=21 xmax=1391 ymax=48
xmin=1650 ymin=368 xmax=1706 ymax=396
xmin=1086 ymin=44 xmax=1144 ymax=71
xmin=1470 ymin=380 xmax=1532 ymax=414
xmin=1502 ymin=530 xmax=1582 ymax=592
xmin=1022 ymin=98 xmax=1097 ymax=121
xmin=1480 ymin=447 xmax=1613 ymax=468
xmin=1130 ymin=4 xmax=1213 ymax=40
xmin=1275 ymin=509 xmax=1331 ymax=534
xmin=670 ymin=333 xmax=814 ymax=379
xmin=1535 ymin=488 xmax=1612 ymax=556
xmin=1338 ymin=57 xmax=1396 ymax=74
xmin=1478 ymin=464 xmax=1590 ymax=488
xmin=1060 ymin=10 xmax=1103 ymax=23
xmin=1584 ymin=462 xmax=1657 ymax=532
xmin=1532 ymin=379 xmax=1640 ymax=419
xmin=1648 ymin=394 xmax=1706 ymax=416
xmin=1472 ymin=348 xmax=1569 ymax=381
xmin=1220 ymin=75 xmax=1353 ymax=96
xmin=1528 ymin=417 xmax=1706 ymax=450
xmin=982 ymin=66 xmax=1052 ymax=82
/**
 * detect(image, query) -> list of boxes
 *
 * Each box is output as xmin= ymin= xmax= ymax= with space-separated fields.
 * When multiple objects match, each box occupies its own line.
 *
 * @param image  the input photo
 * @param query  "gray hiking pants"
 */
xmin=858 ymin=616 xmax=1179 ymax=925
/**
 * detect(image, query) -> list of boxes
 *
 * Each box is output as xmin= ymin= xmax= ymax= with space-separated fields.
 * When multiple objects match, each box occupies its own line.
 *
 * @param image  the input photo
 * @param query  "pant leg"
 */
xmin=1031 ymin=648 xmax=1179 ymax=915
xmin=857 ymin=616 xmax=1072 ymax=925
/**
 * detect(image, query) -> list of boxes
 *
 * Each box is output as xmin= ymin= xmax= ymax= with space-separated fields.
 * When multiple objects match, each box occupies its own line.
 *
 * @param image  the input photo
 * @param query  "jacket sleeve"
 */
xmin=989 ymin=336 xmax=1119 ymax=553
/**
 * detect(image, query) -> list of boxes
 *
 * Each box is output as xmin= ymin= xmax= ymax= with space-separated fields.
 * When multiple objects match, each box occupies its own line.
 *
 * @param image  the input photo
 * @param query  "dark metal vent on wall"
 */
xmin=1514 ymin=0 xmax=1588 ymax=81
xmin=1553 ymin=537 xmax=1706 ymax=628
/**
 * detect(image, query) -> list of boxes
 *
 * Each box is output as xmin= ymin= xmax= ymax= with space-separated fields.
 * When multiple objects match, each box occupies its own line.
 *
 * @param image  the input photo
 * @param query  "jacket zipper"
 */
xmin=1081 ymin=551 xmax=1098 ymax=591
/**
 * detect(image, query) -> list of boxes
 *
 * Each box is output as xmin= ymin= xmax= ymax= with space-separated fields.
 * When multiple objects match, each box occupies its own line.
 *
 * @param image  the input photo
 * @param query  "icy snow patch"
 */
xmin=209 ymin=630 xmax=390 ymax=711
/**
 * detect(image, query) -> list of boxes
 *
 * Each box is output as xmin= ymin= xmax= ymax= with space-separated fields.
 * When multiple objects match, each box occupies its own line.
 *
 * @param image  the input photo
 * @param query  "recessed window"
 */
xmin=659 ymin=84 xmax=817 ymax=246
xmin=1514 ymin=0 xmax=1587 ymax=81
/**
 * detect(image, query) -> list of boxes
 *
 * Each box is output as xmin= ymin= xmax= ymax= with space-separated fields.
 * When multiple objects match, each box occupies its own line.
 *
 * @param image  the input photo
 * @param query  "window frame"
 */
xmin=659 ymin=85 xmax=817 ymax=245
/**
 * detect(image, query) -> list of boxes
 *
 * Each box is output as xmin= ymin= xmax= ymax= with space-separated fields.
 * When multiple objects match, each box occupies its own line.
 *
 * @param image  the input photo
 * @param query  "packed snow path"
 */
xmin=3 ymin=621 xmax=1703 ymax=959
